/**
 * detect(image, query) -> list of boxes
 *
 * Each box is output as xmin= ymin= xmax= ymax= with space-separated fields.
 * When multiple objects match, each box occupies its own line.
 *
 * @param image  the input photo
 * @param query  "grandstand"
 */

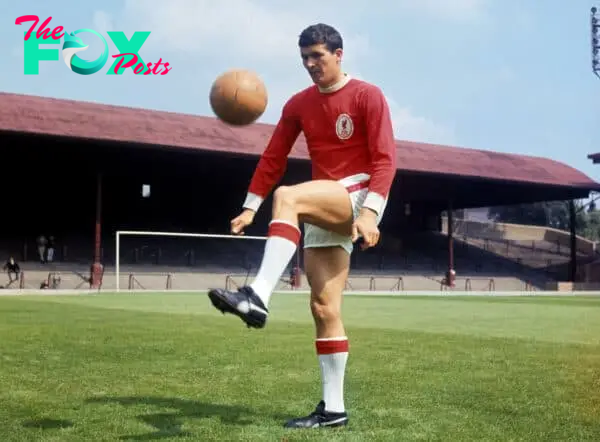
xmin=1 ymin=91 xmax=600 ymax=292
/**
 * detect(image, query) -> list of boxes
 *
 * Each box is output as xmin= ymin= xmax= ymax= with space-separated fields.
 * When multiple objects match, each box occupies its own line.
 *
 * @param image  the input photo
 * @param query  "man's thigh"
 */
xmin=283 ymin=179 xmax=354 ymax=236
xmin=303 ymin=182 xmax=387 ymax=254
xmin=304 ymin=247 xmax=350 ymax=306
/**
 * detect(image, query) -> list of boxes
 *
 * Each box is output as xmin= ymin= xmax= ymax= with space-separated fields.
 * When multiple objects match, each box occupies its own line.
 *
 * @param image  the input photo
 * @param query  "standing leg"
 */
xmin=284 ymin=245 xmax=351 ymax=428
xmin=283 ymin=176 xmax=383 ymax=429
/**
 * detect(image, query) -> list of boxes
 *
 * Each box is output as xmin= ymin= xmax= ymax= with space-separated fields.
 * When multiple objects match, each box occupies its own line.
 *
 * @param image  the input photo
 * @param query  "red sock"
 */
xmin=316 ymin=337 xmax=349 ymax=413
xmin=250 ymin=220 xmax=300 ymax=306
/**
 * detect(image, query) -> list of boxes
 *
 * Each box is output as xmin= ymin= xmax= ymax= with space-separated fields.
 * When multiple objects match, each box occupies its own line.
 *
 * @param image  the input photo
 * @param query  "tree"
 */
xmin=487 ymin=199 xmax=600 ymax=241
xmin=487 ymin=201 xmax=568 ymax=228
xmin=575 ymin=209 xmax=600 ymax=241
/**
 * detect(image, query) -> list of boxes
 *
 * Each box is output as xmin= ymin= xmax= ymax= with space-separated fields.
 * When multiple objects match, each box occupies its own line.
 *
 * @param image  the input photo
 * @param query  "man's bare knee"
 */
xmin=273 ymin=184 xmax=314 ymax=216
xmin=273 ymin=185 xmax=295 ymax=207
xmin=310 ymin=296 xmax=341 ymax=324
xmin=272 ymin=185 xmax=306 ymax=222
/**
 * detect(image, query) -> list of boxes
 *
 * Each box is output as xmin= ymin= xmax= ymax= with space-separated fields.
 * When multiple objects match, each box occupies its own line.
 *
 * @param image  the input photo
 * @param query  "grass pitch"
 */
xmin=0 ymin=292 xmax=598 ymax=441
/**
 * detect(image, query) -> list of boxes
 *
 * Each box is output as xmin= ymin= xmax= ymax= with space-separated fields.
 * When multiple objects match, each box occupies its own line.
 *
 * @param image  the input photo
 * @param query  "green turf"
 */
xmin=0 ymin=293 xmax=598 ymax=441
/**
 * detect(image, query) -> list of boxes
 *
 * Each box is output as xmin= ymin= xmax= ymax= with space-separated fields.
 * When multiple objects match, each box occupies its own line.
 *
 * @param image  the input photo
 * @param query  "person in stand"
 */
xmin=36 ymin=235 xmax=47 ymax=263
xmin=46 ymin=236 xmax=56 ymax=262
xmin=3 ymin=257 xmax=20 ymax=285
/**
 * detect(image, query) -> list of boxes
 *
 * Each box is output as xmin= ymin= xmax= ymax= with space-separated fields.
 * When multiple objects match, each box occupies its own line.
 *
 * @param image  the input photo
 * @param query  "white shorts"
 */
xmin=303 ymin=173 xmax=387 ymax=254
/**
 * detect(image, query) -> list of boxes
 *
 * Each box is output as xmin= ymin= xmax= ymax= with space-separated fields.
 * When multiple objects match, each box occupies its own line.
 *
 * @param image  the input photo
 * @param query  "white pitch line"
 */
xmin=0 ymin=289 xmax=599 ymax=297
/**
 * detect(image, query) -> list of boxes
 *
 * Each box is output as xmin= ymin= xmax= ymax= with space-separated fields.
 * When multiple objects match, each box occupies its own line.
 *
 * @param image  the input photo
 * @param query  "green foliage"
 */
xmin=577 ymin=210 xmax=600 ymax=241
xmin=487 ymin=197 xmax=600 ymax=241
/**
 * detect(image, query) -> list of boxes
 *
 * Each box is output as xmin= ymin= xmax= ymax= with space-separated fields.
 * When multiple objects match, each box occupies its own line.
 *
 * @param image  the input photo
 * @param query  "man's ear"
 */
xmin=335 ymin=48 xmax=343 ymax=64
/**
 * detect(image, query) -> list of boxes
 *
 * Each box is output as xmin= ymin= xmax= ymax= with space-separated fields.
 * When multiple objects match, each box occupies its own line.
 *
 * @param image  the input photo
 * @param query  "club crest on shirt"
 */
xmin=335 ymin=113 xmax=354 ymax=140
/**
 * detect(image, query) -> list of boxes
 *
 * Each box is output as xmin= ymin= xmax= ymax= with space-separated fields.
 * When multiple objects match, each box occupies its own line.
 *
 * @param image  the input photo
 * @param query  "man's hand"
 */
xmin=231 ymin=209 xmax=256 ymax=235
xmin=351 ymin=208 xmax=380 ymax=250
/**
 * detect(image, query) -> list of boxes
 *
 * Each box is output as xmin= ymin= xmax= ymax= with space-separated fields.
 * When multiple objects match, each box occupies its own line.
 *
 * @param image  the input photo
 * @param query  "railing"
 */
xmin=463 ymin=277 xmax=495 ymax=291
xmin=442 ymin=277 xmax=496 ymax=291
xmin=368 ymin=276 xmax=404 ymax=291
xmin=118 ymin=272 xmax=174 ymax=290
xmin=2 ymin=271 xmax=24 ymax=289
xmin=225 ymin=272 xmax=253 ymax=291
xmin=225 ymin=271 xmax=298 ymax=291
xmin=128 ymin=273 xmax=145 ymax=290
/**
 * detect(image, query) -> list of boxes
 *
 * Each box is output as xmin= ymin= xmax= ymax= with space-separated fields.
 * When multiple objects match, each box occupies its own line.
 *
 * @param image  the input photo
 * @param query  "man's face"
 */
xmin=300 ymin=43 xmax=342 ymax=87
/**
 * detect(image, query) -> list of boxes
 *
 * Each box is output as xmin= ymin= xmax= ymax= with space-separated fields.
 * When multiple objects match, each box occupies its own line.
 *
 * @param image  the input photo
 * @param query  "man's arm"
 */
xmin=242 ymin=100 xmax=302 ymax=212
xmin=359 ymin=85 xmax=397 ymax=215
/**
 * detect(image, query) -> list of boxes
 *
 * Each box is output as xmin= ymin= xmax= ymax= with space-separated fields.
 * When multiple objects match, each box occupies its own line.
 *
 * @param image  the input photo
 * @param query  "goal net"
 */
xmin=114 ymin=230 xmax=301 ymax=292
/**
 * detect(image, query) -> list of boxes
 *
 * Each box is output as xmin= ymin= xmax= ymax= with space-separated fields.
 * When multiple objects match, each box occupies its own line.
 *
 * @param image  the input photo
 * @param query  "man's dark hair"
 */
xmin=298 ymin=24 xmax=343 ymax=52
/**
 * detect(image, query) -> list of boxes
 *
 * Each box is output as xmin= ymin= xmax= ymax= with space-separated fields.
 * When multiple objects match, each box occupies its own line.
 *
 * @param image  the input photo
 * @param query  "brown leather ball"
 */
xmin=209 ymin=69 xmax=268 ymax=126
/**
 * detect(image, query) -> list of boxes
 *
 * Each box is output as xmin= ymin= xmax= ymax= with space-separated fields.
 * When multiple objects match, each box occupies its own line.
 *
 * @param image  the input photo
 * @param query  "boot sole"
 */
xmin=207 ymin=289 xmax=266 ymax=329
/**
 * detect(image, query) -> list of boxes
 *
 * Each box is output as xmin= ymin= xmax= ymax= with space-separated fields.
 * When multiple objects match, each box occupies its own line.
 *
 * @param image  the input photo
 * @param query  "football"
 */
xmin=209 ymin=69 xmax=268 ymax=126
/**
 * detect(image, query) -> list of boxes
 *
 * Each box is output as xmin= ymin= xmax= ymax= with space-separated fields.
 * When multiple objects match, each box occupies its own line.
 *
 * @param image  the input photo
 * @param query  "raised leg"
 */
xmin=208 ymin=180 xmax=352 ymax=329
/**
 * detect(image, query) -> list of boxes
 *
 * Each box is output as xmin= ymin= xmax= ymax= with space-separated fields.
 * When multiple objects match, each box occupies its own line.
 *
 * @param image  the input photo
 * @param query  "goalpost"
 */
xmin=114 ymin=230 xmax=302 ymax=292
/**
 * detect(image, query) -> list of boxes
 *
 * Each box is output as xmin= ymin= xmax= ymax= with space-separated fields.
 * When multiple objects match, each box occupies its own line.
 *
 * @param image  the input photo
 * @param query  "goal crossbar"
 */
xmin=115 ymin=230 xmax=267 ymax=291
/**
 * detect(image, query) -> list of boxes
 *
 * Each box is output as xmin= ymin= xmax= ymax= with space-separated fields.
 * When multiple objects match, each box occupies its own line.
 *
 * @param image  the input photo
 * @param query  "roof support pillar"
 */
xmin=568 ymin=200 xmax=577 ymax=282
xmin=90 ymin=172 xmax=104 ymax=288
xmin=446 ymin=200 xmax=455 ymax=288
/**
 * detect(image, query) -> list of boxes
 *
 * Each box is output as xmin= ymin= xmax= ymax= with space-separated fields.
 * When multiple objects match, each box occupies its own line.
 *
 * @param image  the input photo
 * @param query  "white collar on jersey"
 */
xmin=317 ymin=73 xmax=351 ymax=93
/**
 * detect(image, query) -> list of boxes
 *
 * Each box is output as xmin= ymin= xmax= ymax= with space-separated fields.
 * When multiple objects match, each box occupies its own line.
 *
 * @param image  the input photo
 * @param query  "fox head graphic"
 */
xmin=60 ymin=29 xmax=108 ymax=75
xmin=61 ymin=31 xmax=89 ymax=70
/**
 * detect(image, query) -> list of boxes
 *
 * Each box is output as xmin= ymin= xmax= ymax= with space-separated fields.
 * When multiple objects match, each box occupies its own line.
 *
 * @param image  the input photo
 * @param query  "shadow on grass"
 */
xmin=22 ymin=418 xmax=74 ymax=430
xmin=86 ymin=395 xmax=286 ymax=440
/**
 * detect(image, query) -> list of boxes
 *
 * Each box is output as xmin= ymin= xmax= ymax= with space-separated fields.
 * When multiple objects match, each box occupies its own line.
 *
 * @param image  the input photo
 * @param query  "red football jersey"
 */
xmin=243 ymin=76 xmax=397 ymax=215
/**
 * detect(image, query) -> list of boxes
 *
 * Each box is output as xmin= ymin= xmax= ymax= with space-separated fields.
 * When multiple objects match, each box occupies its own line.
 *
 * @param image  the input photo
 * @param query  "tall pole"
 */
xmin=447 ymin=201 xmax=455 ymax=287
xmin=90 ymin=172 xmax=103 ymax=288
xmin=569 ymin=200 xmax=577 ymax=282
xmin=591 ymin=7 xmax=600 ymax=77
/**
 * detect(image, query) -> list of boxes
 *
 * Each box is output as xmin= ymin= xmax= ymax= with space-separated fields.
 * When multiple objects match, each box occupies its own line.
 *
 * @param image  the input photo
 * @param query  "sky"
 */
xmin=2 ymin=0 xmax=600 ymax=184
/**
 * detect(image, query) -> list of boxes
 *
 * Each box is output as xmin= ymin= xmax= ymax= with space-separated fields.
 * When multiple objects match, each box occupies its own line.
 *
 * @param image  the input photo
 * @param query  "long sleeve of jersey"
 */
xmin=243 ymin=100 xmax=302 ymax=212
xmin=360 ymin=86 xmax=397 ymax=215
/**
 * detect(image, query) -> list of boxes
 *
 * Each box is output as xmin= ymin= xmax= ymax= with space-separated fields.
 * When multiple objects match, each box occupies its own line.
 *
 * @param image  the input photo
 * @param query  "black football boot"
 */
xmin=284 ymin=401 xmax=349 ymax=429
xmin=207 ymin=285 xmax=268 ymax=329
